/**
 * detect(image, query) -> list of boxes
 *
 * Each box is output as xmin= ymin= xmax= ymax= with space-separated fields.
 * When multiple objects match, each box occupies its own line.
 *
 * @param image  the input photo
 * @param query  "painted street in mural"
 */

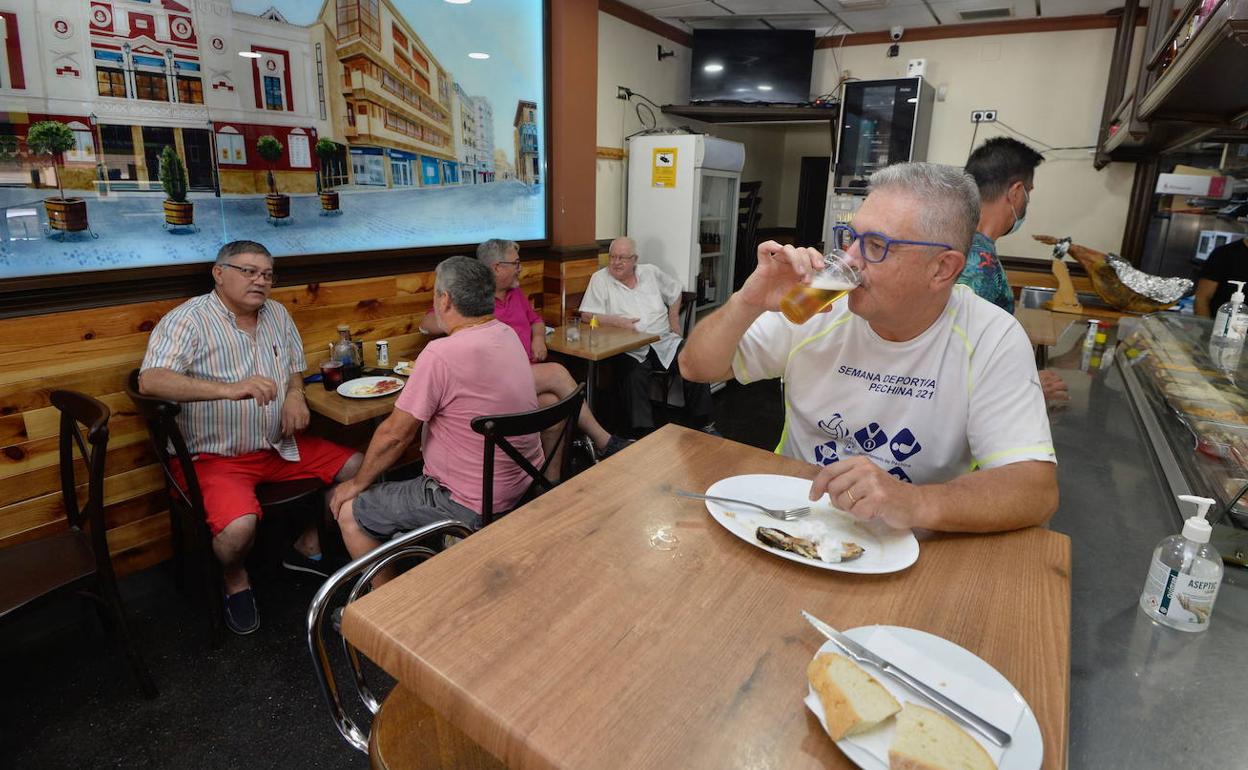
xmin=0 ymin=182 xmax=543 ymax=277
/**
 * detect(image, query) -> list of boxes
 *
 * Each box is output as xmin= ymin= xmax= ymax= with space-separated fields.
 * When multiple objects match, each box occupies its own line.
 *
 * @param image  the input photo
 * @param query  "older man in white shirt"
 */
xmin=579 ymin=236 xmax=715 ymax=437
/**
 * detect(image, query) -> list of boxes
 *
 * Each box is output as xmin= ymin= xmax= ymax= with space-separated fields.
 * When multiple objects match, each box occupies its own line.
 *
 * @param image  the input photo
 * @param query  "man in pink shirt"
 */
xmin=329 ymin=257 xmax=542 ymax=576
xmin=422 ymin=239 xmax=630 ymax=460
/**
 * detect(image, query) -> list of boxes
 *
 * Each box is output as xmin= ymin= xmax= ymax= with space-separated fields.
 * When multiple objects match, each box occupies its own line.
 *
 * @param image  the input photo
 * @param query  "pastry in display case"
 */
xmin=1118 ymin=313 xmax=1248 ymax=524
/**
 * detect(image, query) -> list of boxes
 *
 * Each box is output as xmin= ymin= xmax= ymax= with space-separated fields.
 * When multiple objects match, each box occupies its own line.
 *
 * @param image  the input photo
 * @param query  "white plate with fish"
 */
xmin=337 ymin=376 xmax=405 ymax=399
xmin=703 ymin=474 xmax=918 ymax=574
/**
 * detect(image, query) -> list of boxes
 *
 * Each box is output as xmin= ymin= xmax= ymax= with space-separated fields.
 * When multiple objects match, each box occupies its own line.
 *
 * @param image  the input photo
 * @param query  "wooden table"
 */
xmin=545 ymin=325 xmax=660 ymax=408
xmin=304 ymin=381 xmax=401 ymax=426
xmin=343 ymin=425 xmax=1072 ymax=769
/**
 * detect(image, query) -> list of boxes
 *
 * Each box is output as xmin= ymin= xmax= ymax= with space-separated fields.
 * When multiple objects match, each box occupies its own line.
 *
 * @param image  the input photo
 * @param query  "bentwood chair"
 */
xmin=652 ymin=291 xmax=698 ymax=415
xmin=307 ymin=520 xmax=478 ymax=760
xmin=471 ymin=383 xmax=586 ymax=526
xmin=125 ymin=369 xmax=325 ymax=648
xmin=0 ymin=390 xmax=157 ymax=698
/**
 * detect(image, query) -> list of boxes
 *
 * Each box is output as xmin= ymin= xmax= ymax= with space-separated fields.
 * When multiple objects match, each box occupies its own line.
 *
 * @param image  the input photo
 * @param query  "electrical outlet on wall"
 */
xmin=982 ymin=109 xmax=997 ymax=122
xmin=970 ymin=110 xmax=998 ymax=123
xmin=617 ymin=86 xmax=631 ymax=100
xmin=970 ymin=110 xmax=984 ymax=123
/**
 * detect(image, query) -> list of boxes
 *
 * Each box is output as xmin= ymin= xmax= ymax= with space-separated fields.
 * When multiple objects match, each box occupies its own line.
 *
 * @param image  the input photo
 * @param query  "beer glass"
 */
xmin=778 ymin=250 xmax=861 ymax=325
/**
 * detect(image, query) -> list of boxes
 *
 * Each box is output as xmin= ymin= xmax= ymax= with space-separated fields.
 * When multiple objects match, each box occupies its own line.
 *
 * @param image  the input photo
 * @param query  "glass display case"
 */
xmin=1117 ymin=313 xmax=1248 ymax=525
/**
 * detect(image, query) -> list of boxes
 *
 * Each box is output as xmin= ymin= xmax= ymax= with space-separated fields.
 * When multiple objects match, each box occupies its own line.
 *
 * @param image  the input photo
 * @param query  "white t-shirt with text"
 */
xmin=732 ymin=285 xmax=1056 ymax=484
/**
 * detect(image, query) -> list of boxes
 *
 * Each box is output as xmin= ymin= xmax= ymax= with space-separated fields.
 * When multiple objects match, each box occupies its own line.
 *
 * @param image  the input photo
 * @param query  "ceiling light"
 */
xmin=238 ymin=51 xmax=261 ymax=58
xmin=444 ymin=0 xmax=471 ymax=4
xmin=468 ymin=52 xmax=489 ymax=60
xmin=758 ymin=85 xmax=773 ymax=91
xmin=703 ymin=63 xmax=723 ymax=73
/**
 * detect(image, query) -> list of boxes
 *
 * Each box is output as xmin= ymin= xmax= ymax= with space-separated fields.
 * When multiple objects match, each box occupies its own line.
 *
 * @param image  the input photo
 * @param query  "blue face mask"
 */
xmin=1008 ymin=188 xmax=1030 ymax=235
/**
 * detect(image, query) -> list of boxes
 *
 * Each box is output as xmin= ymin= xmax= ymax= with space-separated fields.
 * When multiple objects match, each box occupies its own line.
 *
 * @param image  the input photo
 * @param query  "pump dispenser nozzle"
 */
xmin=1178 ymin=495 xmax=1217 ymax=543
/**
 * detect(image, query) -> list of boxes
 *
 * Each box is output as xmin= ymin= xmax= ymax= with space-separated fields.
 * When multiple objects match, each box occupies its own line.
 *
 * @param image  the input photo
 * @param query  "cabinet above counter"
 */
xmin=1097 ymin=0 xmax=1248 ymax=165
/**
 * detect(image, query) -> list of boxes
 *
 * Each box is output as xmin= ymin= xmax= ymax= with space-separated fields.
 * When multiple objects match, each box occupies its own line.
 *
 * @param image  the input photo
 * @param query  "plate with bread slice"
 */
xmin=805 ymin=625 xmax=1041 ymax=770
xmin=703 ymin=474 xmax=918 ymax=574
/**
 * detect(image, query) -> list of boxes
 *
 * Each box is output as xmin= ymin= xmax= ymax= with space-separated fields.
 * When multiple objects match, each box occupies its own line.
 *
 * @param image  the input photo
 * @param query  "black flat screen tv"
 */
xmin=689 ymin=30 xmax=815 ymax=104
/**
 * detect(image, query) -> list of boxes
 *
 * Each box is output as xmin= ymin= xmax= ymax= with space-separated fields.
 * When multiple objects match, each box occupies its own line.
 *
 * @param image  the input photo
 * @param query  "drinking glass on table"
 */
xmin=319 ymin=360 xmax=344 ymax=391
xmin=778 ymin=249 xmax=861 ymax=325
xmin=565 ymin=315 xmax=581 ymax=343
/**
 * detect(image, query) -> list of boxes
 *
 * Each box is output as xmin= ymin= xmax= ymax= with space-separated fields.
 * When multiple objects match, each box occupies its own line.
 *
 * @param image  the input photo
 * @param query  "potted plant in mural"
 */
xmin=159 ymin=145 xmax=196 ymax=232
xmin=27 ymin=120 xmax=94 ymax=238
xmin=315 ymin=138 xmax=341 ymax=214
xmin=257 ymin=134 xmax=290 ymax=224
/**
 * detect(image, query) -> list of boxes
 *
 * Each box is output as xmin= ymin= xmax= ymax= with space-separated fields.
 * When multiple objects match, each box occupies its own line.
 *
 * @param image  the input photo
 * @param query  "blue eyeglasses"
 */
xmin=831 ymin=224 xmax=954 ymax=264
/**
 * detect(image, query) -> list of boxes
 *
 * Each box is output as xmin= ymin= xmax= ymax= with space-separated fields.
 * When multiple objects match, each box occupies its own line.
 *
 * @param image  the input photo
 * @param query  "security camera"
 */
xmin=890 ymin=26 xmax=904 ymax=41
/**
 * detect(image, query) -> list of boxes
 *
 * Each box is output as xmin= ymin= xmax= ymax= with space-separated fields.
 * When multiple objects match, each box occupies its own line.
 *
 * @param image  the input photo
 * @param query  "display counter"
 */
xmin=1046 ymin=313 xmax=1248 ymax=767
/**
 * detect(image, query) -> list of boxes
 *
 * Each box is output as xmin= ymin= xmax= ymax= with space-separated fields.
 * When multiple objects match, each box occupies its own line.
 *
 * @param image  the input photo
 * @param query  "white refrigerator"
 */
xmin=626 ymin=134 xmax=745 ymax=313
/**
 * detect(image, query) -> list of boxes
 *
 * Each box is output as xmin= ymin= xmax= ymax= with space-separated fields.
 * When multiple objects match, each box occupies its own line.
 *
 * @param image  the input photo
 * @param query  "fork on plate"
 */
xmin=672 ymin=490 xmax=811 ymax=521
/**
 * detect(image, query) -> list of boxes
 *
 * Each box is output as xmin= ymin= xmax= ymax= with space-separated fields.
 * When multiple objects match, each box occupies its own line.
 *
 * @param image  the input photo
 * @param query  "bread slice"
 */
xmin=889 ymin=703 xmax=997 ymax=770
xmin=807 ymin=652 xmax=901 ymax=739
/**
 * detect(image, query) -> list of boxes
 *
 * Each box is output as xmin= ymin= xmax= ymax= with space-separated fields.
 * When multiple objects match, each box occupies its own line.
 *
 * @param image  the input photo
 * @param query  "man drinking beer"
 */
xmin=679 ymin=162 xmax=1057 ymax=534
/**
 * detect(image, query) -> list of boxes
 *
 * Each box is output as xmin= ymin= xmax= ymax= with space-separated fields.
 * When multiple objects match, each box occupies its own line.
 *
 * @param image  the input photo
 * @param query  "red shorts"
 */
xmin=172 ymin=435 xmax=356 ymax=535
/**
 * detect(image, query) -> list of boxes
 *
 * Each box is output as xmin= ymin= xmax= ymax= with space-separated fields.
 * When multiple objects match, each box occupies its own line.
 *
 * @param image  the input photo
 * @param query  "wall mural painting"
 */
xmin=0 ymin=0 xmax=546 ymax=280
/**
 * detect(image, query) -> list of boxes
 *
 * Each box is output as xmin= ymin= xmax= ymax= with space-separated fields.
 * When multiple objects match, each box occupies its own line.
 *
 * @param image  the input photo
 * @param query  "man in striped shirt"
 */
xmin=140 ymin=241 xmax=362 ymax=635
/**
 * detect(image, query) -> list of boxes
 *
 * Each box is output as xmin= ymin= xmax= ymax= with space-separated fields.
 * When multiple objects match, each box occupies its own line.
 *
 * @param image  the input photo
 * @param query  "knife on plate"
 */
xmin=801 ymin=610 xmax=1011 ymax=748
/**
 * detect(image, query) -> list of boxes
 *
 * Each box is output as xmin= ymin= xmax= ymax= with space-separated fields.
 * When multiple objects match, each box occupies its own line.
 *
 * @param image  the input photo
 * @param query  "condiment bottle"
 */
xmin=1139 ymin=495 xmax=1223 ymax=632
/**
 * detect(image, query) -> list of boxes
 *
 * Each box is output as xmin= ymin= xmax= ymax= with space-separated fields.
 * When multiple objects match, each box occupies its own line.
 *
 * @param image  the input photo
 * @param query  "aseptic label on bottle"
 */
xmin=1229 ymin=314 xmax=1248 ymax=341
xmin=1142 ymin=559 xmax=1219 ymax=625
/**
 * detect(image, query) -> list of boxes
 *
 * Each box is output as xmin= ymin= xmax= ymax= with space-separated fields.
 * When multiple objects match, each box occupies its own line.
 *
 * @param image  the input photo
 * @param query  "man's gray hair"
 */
xmin=215 ymin=240 xmax=272 ymax=265
xmin=434 ymin=256 xmax=495 ymax=317
xmin=609 ymin=236 xmax=636 ymax=256
xmin=868 ymin=162 xmax=980 ymax=255
xmin=476 ymin=238 xmax=519 ymax=267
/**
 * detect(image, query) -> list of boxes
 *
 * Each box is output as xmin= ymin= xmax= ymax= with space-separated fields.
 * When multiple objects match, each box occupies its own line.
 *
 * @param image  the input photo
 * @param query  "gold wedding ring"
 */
xmin=847 ymin=490 xmax=857 ymax=505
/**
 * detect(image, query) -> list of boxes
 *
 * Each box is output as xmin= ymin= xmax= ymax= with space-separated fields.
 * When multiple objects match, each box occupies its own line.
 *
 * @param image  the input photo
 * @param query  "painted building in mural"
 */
xmin=453 ymin=83 xmax=495 ymax=185
xmin=0 ymin=1 xmax=528 ymax=195
xmin=472 ymin=94 xmax=495 ymax=182
xmin=325 ymin=0 xmax=458 ymax=188
xmin=513 ymin=99 xmax=538 ymax=185
xmin=0 ymin=0 xmax=332 ymax=195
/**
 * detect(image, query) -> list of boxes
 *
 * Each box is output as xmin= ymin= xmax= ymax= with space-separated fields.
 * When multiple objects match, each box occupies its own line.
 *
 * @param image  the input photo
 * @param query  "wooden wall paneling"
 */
xmin=0 ymin=361 xmax=139 ymax=415
xmin=0 ymin=433 xmax=156 ymax=509
xmin=0 ymin=332 xmax=153 ymax=387
xmin=272 ymin=276 xmax=401 ymax=308
xmin=0 ymin=298 xmax=184 ymax=353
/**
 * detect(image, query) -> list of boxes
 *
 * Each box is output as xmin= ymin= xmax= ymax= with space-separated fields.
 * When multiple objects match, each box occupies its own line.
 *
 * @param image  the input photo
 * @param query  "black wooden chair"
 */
xmin=651 ymin=291 xmax=699 ymax=419
xmin=0 ymin=390 xmax=157 ymax=697
xmin=124 ymin=369 xmax=325 ymax=648
xmin=471 ymin=383 xmax=586 ymax=525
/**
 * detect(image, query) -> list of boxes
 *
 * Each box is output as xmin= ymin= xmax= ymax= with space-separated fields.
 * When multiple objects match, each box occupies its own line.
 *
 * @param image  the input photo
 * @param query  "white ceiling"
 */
xmin=618 ymin=0 xmax=1141 ymax=36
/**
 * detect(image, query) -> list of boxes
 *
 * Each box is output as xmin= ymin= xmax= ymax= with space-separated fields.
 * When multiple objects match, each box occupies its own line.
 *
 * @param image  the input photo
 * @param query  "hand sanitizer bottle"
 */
xmin=1139 ymin=495 xmax=1223 ymax=632
xmin=1212 ymin=280 xmax=1247 ymax=345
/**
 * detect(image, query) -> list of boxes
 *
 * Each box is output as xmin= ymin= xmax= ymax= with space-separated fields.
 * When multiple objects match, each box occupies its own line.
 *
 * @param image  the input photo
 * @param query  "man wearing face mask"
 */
xmin=959 ymin=137 xmax=1043 ymax=313
xmin=961 ymin=138 xmax=1068 ymax=406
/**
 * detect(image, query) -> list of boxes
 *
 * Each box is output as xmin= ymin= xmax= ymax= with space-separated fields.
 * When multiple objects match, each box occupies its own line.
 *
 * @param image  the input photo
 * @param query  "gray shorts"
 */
xmin=352 ymin=474 xmax=478 ymax=540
